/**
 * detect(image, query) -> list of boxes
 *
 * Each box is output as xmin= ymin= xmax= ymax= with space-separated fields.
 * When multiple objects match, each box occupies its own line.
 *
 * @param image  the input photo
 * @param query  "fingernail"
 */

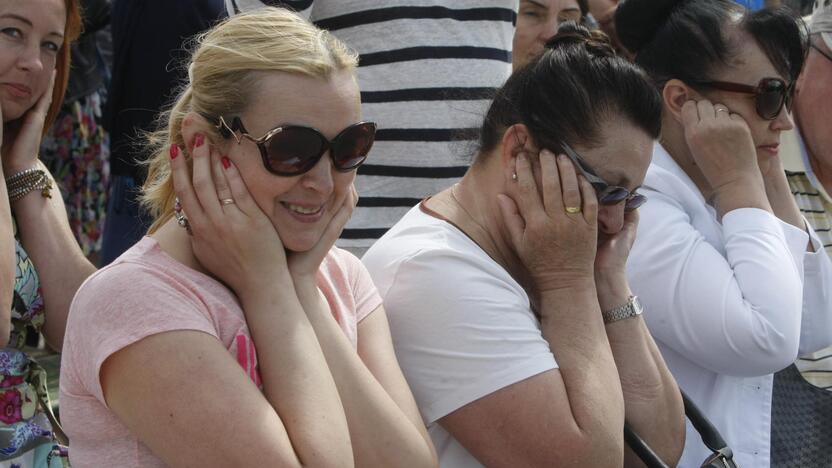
xmin=169 ymin=144 xmax=179 ymax=160
xmin=541 ymin=149 xmax=553 ymax=158
xmin=195 ymin=134 xmax=205 ymax=148
xmin=221 ymin=156 xmax=231 ymax=169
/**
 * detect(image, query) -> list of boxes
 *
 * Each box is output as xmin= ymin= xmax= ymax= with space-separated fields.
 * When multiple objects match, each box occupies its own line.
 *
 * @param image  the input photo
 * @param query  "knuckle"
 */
xmin=563 ymin=188 xmax=580 ymax=200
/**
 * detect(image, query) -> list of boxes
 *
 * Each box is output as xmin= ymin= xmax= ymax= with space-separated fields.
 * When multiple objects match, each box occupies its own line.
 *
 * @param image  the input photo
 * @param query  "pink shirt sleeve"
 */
xmin=343 ymin=249 xmax=383 ymax=323
xmin=65 ymin=262 xmax=218 ymax=407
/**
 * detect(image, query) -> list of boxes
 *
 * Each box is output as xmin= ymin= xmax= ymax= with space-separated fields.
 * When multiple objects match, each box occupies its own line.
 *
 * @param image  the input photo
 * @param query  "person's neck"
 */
xmin=796 ymin=112 xmax=832 ymax=196
xmin=808 ymin=149 xmax=832 ymax=196
xmin=151 ymin=216 xmax=206 ymax=275
xmin=440 ymin=164 xmax=531 ymax=289
xmin=660 ymin=116 xmax=714 ymax=201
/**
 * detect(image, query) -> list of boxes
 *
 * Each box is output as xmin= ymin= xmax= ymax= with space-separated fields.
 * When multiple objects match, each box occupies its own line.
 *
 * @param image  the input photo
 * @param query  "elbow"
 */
xmin=534 ymin=428 xmax=624 ymax=468
xmin=732 ymin=327 xmax=800 ymax=377
xmin=569 ymin=435 xmax=624 ymax=468
xmin=395 ymin=451 xmax=438 ymax=468
xmin=622 ymin=380 xmax=686 ymax=467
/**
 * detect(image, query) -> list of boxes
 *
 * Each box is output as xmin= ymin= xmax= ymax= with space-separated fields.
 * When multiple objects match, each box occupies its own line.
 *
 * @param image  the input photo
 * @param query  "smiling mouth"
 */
xmin=282 ymin=202 xmax=323 ymax=215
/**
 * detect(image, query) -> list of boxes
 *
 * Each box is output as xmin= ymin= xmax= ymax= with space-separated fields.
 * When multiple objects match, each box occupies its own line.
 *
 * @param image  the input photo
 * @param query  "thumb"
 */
xmin=496 ymin=193 xmax=525 ymax=248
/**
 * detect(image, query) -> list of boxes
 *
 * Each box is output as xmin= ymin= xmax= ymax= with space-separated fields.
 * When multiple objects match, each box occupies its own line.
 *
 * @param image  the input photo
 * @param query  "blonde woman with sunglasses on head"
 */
xmin=58 ymin=8 xmax=437 ymax=468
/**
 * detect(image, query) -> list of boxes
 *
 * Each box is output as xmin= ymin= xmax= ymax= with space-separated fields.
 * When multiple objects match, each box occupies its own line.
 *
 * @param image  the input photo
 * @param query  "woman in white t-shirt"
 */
xmin=363 ymin=24 xmax=685 ymax=468
xmin=615 ymin=0 xmax=832 ymax=466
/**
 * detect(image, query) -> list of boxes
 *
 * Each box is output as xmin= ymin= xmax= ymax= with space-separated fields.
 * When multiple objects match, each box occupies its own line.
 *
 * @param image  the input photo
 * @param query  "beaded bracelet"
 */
xmin=6 ymin=167 xmax=53 ymax=202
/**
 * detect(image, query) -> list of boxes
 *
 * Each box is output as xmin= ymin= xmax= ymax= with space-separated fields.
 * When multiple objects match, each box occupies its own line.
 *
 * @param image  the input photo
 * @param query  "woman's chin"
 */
xmin=1 ymin=99 xmax=28 ymax=123
xmin=279 ymin=231 xmax=322 ymax=254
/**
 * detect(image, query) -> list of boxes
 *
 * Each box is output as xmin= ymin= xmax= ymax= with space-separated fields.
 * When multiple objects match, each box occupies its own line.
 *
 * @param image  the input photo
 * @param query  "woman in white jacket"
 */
xmin=616 ymin=0 xmax=832 ymax=466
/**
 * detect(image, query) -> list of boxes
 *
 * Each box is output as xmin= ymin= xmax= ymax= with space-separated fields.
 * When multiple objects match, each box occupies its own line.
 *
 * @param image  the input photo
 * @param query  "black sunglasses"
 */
xmin=210 ymin=115 xmax=377 ymax=177
xmin=688 ymin=77 xmax=793 ymax=121
xmin=560 ymin=142 xmax=647 ymax=211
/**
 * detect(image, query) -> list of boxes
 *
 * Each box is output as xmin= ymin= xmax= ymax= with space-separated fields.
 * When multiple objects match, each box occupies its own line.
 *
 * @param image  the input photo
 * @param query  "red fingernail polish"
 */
xmin=221 ymin=156 xmax=231 ymax=169
xmin=195 ymin=134 xmax=205 ymax=147
xmin=169 ymin=144 xmax=179 ymax=159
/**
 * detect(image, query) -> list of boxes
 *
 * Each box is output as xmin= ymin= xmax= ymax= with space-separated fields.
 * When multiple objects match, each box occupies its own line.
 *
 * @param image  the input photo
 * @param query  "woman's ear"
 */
xmin=663 ymin=79 xmax=699 ymax=124
xmin=499 ymin=124 xmax=538 ymax=174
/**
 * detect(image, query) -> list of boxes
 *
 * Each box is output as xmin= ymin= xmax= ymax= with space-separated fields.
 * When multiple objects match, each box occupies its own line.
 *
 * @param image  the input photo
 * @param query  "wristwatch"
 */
xmin=602 ymin=295 xmax=643 ymax=324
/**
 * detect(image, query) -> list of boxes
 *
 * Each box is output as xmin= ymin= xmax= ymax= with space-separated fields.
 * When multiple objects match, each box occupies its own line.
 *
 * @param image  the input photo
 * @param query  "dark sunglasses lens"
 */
xmin=599 ymin=187 xmax=630 ymax=205
xmin=625 ymin=194 xmax=647 ymax=211
xmin=331 ymin=123 xmax=376 ymax=171
xmin=266 ymin=127 xmax=326 ymax=175
xmin=757 ymin=81 xmax=786 ymax=120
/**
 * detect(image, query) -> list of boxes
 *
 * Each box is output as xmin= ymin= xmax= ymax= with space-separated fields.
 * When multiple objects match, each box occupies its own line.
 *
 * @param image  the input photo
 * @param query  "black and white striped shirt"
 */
xmin=226 ymin=0 xmax=518 ymax=249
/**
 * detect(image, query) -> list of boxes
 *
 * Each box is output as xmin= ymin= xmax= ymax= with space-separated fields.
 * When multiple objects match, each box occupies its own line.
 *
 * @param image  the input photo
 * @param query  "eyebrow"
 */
xmin=0 ymin=13 xmax=33 ymax=26
xmin=522 ymin=0 xmax=547 ymax=8
xmin=0 ymin=13 xmax=64 ymax=39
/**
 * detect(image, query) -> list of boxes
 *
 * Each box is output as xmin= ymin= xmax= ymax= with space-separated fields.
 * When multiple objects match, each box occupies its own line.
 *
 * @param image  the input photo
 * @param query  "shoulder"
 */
xmin=66 ymin=241 xmax=218 ymax=343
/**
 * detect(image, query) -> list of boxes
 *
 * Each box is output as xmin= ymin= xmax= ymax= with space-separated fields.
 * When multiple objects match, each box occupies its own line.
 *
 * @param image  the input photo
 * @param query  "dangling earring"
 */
xmin=174 ymin=197 xmax=192 ymax=235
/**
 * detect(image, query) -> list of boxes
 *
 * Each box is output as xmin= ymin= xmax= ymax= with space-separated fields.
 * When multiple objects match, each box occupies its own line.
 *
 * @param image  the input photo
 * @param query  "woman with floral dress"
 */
xmin=0 ymin=0 xmax=96 ymax=465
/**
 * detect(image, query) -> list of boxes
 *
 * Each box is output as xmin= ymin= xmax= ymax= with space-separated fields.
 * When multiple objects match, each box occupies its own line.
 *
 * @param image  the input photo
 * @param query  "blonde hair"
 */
xmin=141 ymin=7 xmax=358 ymax=233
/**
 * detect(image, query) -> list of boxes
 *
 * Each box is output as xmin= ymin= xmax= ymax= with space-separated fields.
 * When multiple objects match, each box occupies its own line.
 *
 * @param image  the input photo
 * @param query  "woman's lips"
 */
xmin=758 ymin=144 xmax=780 ymax=155
xmin=281 ymin=201 xmax=325 ymax=223
xmin=2 ymin=83 xmax=32 ymax=99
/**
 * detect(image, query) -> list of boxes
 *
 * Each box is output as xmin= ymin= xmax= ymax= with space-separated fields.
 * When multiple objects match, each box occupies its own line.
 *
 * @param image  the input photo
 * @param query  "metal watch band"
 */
xmin=602 ymin=295 xmax=643 ymax=324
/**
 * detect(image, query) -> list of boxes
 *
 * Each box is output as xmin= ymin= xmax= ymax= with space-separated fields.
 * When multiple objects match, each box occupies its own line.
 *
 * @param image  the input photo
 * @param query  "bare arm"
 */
xmin=161 ymin=131 xmax=354 ymax=466
xmin=286 ymin=183 xmax=436 ymax=467
xmin=101 ymin=328 xmax=350 ymax=467
xmin=2 ymin=77 xmax=94 ymax=350
xmin=598 ymin=276 xmax=685 ymax=467
xmin=595 ymin=211 xmax=684 ymax=467
xmin=438 ymin=280 xmax=624 ymax=468
xmin=299 ymin=295 xmax=437 ymax=468
xmin=438 ymin=151 xmax=626 ymax=467
xmin=0 ymin=183 xmax=13 ymax=346
xmin=10 ymin=162 xmax=95 ymax=349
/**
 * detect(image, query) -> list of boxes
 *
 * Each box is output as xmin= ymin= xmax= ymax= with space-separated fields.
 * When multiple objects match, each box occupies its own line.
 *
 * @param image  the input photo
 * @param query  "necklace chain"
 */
xmin=449 ymin=183 xmax=480 ymax=225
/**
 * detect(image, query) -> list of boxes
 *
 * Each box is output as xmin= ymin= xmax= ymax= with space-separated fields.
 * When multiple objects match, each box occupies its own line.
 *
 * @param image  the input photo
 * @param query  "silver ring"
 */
xmin=220 ymin=198 xmax=235 ymax=205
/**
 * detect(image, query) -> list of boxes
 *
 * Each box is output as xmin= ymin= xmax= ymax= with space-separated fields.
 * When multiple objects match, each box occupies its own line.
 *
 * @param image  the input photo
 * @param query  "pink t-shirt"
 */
xmin=59 ymin=237 xmax=382 ymax=467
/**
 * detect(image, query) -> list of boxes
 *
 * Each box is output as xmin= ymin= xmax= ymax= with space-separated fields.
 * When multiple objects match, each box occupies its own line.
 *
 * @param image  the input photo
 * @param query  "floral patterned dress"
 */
xmin=0 ymin=227 xmax=67 ymax=467
xmin=40 ymin=91 xmax=110 ymax=258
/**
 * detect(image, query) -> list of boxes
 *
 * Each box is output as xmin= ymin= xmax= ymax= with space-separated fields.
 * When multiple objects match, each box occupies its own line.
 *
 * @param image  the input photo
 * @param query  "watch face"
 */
xmin=632 ymin=296 xmax=644 ymax=315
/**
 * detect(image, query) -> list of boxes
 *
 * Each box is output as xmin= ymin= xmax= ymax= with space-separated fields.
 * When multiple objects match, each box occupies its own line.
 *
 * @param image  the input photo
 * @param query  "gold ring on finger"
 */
xmin=565 ymin=206 xmax=582 ymax=214
xmin=220 ymin=198 xmax=235 ymax=205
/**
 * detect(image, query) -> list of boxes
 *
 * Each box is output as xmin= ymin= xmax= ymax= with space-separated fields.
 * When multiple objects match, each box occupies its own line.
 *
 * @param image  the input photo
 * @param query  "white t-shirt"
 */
xmin=362 ymin=203 xmax=558 ymax=468
xmin=226 ymin=0 xmax=518 ymax=249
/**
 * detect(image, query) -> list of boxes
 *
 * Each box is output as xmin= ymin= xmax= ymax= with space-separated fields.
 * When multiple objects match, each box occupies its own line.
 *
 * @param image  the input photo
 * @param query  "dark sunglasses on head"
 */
xmin=209 ymin=115 xmax=377 ymax=177
xmin=688 ymin=77 xmax=794 ymax=121
xmin=559 ymin=142 xmax=647 ymax=211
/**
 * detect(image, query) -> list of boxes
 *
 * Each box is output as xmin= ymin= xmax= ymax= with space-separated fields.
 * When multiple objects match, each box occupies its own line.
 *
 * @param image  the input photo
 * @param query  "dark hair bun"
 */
xmin=545 ymin=22 xmax=615 ymax=57
xmin=615 ymin=0 xmax=686 ymax=54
